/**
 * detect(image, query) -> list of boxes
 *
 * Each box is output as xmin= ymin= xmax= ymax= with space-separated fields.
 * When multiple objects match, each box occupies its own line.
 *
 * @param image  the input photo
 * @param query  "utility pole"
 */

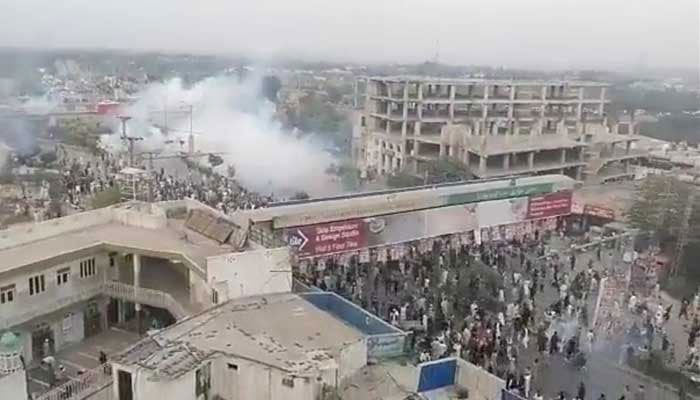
xmin=117 ymin=115 xmax=143 ymax=167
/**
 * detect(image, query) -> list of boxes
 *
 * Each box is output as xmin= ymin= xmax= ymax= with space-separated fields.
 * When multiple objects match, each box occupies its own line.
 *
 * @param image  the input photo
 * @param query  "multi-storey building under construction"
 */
xmin=352 ymin=76 xmax=645 ymax=183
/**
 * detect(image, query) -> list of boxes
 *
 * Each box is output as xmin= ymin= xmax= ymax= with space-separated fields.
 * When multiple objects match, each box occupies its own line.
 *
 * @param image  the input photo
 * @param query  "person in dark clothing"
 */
xmin=550 ymin=331 xmax=560 ymax=354
xmin=578 ymin=382 xmax=586 ymax=400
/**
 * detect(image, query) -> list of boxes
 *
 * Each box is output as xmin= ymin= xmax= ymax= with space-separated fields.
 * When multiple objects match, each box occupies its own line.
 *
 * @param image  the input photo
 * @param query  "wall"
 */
xmin=0 ymin=207 xmax=113 ymax=250
xmin=0 ymin=369 xmax=28 ymax=400
xmin=209 ymin=355 xmax=317 ymax=400
xmin=338 ymin=338 xmax=367 ymax=382
xmin=206 ymin=247 xmax=292 ymax=301
xmin=112 ymin=207 xmax=166 ymax=229
xmin=367 ymin=333 xmax=406 ymax=359
xmin=133 ymin=366 xmax=196 ymax=400
xmin=417 ymin=358 xmax=457 ymax=392
xmin=455 ymin=358 xmax=505 ymax=400
xmin=300 ymin=292 xmax=402 ymax=336
xmin=0 ymin=251 xmax=109 ymax=331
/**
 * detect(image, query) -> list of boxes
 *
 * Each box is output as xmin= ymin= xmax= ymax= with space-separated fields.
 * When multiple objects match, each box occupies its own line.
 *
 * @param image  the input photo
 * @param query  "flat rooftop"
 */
xmin=115 ymin=293 xmax=367 ymax=378
xmin=0 ymin=201 xmax=239 ymax=276
xmin=368 ymin=76 xmax=609 ymax=87
xmin=231 ymin=175 xmax=577 ymax=229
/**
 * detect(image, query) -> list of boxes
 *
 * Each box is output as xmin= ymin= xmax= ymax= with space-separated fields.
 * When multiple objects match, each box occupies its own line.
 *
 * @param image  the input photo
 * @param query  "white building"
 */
xmin=0 ymin=199 xmax=292 ymax=366
xmin=110 ymin=293 xmax=371 ymax=400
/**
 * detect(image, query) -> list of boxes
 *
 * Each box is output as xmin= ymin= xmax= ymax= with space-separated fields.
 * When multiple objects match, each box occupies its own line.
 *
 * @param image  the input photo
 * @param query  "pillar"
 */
xmin=133 ymin=253 xmax=142 ymax=333
xmin=626 ymin=141 xmax=631 ymax=154
xmin=528 ymin=152 xmax=535 ymax=169
xmin=599 ymin=87 xmax=607 ymax=116
xmin=577 ymin=87 xmax=584 ymax=120
xmin=479 ymin=155 xmax=487 ymax=174
xmin=449 ymin=85 xmax=455 ymax=121
xmin=561 ymin=149 xmax=567 ymax=164
xmin=503 ymin=154 xmax=510 ymax=170
xmin=464 ymin=151 xmax=470 ymax=166
xmin=579 ymin=147 xmax=585 ymax=161
xmin=576 ymin=166 xmax=583 ymax=181
xmin=439 ymin=144 xmax=446 ymax=157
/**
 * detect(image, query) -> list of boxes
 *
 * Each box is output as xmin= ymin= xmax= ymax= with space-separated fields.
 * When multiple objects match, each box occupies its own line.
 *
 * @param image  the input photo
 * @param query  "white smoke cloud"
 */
xmin=102 ymin=75 xmax=341 ymax=196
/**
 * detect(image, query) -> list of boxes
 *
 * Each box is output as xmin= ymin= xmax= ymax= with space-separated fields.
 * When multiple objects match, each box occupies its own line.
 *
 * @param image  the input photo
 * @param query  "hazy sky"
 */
xmin=1 ymin=0 xmax=698 ymax=69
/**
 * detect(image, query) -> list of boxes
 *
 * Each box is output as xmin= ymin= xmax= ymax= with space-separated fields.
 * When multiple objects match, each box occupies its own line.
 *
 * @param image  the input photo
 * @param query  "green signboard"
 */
xmin=445 ymin=183 xmax=553 ymax=206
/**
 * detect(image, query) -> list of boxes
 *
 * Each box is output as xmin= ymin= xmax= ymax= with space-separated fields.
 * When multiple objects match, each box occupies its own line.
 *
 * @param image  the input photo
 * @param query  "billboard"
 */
xmin=583 ymin=204 xmax=615 ymax=220
xmin=284 ymin=204 xmax=478 ymax=258
xmin=526 ymin=191 xmax=572 ymax=220
xmin=475 ymin=197 xmax=528 ymax=228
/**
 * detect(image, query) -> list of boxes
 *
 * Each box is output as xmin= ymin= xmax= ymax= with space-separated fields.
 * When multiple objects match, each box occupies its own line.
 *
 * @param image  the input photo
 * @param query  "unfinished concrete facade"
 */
xmin=353 ymin=76 xmax=642 ymax=182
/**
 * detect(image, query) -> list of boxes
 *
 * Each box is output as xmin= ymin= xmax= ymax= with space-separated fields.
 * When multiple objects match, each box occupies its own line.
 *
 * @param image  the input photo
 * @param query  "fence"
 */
xmin=34 ymin=364 xmax=112 ymax=400
xmin=102 ymin=281 xmax=188 ymax=319
xmin=417 ymin=358 xmax=457 ymax=392
xmin=249 ymin=226 xmax=286 ymax=248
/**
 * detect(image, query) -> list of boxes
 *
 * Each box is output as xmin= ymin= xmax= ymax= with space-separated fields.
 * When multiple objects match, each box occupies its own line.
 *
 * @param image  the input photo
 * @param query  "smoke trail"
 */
xmin=103 ymin=75 xmax=342 ymax=196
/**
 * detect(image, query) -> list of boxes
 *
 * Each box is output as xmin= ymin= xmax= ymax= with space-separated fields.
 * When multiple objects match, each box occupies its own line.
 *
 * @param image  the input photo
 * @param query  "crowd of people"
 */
xmin=298 ymin=225 xmax=688 ymax=399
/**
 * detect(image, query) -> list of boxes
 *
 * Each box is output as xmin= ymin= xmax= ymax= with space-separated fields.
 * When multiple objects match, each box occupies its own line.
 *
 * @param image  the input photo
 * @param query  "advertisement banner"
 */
xmin=526 ymin=191 xmax=572 ymax=220
xmin=584 ymin=204 xmax=615 ymax=220
xmin=285 ymin=203 xmax=479 ymax=258
xmin=475 ymin=197 xmax=528 ymax=228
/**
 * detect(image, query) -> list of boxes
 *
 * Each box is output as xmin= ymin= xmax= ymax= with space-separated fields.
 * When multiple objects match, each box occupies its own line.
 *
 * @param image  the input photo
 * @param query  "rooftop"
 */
xmin=0 ymin=200 xmax=242 ymax=276
xmin=115 ymin=293 xmax=367 ymax=378
xmin=368 ymin=76 xmax=610 ymax=87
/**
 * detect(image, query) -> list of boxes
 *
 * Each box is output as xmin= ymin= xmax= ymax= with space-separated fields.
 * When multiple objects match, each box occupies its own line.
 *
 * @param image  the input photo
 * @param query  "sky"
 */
xmin=0 ymin=0 xmax=698 ymax=70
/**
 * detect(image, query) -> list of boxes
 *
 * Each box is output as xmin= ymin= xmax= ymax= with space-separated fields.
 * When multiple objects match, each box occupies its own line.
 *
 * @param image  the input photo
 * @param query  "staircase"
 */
xmin=102 ymin=281 xmax=189 ymax=320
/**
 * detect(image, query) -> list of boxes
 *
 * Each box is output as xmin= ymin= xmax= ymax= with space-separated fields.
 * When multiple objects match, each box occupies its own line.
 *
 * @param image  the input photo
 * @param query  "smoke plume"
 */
xmin=103 ymin=75 xmax=341 ymax=196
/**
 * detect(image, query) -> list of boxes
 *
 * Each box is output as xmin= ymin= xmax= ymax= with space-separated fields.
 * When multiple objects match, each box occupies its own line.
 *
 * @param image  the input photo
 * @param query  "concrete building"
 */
xmin=353 ymin=76 xmax=644 ymax=183
xmin=0 ymin=199 xmax=292 ymax=367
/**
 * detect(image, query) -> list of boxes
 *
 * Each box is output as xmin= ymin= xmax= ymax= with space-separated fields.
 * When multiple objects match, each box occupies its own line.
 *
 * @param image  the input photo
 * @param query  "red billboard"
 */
xmin=526 ymin=191 xmax=572 ymax=220
xmin=285 ymin=220 xmax=367 ymax=258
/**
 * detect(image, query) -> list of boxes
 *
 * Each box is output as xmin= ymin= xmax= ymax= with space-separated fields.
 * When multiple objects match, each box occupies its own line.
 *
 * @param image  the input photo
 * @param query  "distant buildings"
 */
xmin=353 ymin=76 xmax=645 ymax=184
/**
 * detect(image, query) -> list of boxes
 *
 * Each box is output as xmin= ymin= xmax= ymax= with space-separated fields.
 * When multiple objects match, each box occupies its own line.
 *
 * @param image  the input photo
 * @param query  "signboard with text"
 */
xmin=526 ymin=191 xmax=573 ymax=219
xmin=583 ymin=204 xmax=615 ymax=220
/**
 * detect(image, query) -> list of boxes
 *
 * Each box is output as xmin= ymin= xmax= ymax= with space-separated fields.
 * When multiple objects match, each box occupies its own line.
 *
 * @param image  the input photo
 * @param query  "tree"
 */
xmin=39 ymin=151 xmax=57 ymax=166
xmin=386 ymin=172 xmax=423 ymax=188
xmin=91 ymin=187 xmax=122 ymax=209
xmin=261 ymin=75 xmax=282 ymax=103
xmin=626 ymin=175 xmax=691 ymax=243
xmin=291 ymin=191 xmax=310 ymax=201
xmin=62 ymin=119 xmax=101 ymax=152
xmin=424 ymin=158 xmax=473 ymax=184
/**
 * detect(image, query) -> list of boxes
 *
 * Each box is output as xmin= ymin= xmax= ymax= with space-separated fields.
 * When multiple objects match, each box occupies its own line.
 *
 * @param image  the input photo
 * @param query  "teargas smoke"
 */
xmin=101 ymin=75 xmax=340 ymax=196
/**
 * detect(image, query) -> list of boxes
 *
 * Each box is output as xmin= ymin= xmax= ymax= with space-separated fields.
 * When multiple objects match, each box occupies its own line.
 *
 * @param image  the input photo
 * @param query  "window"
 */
xmin=29 ymin=275 xmax=46 ymax=296
xmin=80 ymin=258 xmax=96 ymax=278
xmin=57 ymin=268 xmax=70 ymax=285
xmin=0 ymin=285 xmax=16 ymax=304
xmin=282 ymin=377 xmax=294 ymax=388
xmin=212 ymin=289 xmax=219 ymax=305
xmin=226 ymin=363 xmax=238 ymax=371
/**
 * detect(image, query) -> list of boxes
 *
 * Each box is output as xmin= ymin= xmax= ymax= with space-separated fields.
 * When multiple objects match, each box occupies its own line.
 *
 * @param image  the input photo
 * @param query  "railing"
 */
xmin=102 ymin=281 xmax=188 ymax=319
xmin=35 ymin=363 xmax=112 ymax=400
xmin=1 ymin=281 xmax=189 ymax=331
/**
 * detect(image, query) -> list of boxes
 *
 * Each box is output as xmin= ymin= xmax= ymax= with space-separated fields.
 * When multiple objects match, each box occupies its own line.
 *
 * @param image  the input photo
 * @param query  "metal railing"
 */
xmin=35 ymin=363 xmax=112 ymax=400
xmin=102 ymin=281 xmax=188 ymax=319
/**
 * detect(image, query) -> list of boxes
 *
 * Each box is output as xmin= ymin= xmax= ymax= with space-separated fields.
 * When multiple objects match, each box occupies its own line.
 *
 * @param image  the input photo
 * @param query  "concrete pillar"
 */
xmin=415 ymin=121 xmax=422 ymax=136
xmin=579 ymin=147 xmax=585 ymax=161
xmin=528 ymin=152 xmax=535 ymax=169
xmin=439 ymin=144 xmax=446 ymax=157
xmin=599 ymin=87 xmax=607 ymax=116
xmin=576 ymin=166 xmax=583 ymax=181
xmin=503 ymin=154 xmax=510 ymax=170
xmin=386 ymin=84 xmax=393 ymax=99
xmin=479 ymin=155 xmax=487 ymax=174
xmin=577 ymin=87 xmax=584 ymax=120
xmin=401 ymin=122 xmax=407 ymax=140
xmin=386 ymin=120 xmax=391 ymax=135
xmin=133 ymin=253 xmax=142 ymax=334
xmin=626 ymin=141 xmax=631 ymax=154
xmin=391 ymin=155 xmax=398 ymax=171
xmin=561 ymin=149 xmax=567 ymax=164
xmin=449 ymin=85 xmax=455 ymax=121
xmin=483 ymin=85 xmax=490 ymax=100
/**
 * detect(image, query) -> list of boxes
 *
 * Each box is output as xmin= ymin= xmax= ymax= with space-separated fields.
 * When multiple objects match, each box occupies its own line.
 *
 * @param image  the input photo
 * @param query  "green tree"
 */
xmin=261 ymin=75 xmax=282 ymax=102
xmin=424 ymin=158 xmax=473 ymax=184
xmin=626 ymin=175 xmax=691 ymax=243
xmin=386 ymin=172 xmax=423 ymax=188
xmin=62 ymin=119 xmax=101 ymax=152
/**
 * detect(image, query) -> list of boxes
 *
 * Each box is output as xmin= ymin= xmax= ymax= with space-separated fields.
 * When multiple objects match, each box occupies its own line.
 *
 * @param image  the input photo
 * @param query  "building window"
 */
xmin=29 ymin=275 xmax=46 ymax=296
xmin=80 ymin=258 xmax=96 ymax=278
xmin=212 ymin=289 xmax=219 ymax=305
xmin=0 ymin=284 xmax=16 ymax=304
xmin=57 ymin=268 xmax=70 ymax=285
xmin=282 ymin=377 xmax=294 ymax=388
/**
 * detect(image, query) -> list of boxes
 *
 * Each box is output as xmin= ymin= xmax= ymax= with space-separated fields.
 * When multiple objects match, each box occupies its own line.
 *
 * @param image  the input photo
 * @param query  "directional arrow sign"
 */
xmin=287 ymin=229 xmax=309 ymax=251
